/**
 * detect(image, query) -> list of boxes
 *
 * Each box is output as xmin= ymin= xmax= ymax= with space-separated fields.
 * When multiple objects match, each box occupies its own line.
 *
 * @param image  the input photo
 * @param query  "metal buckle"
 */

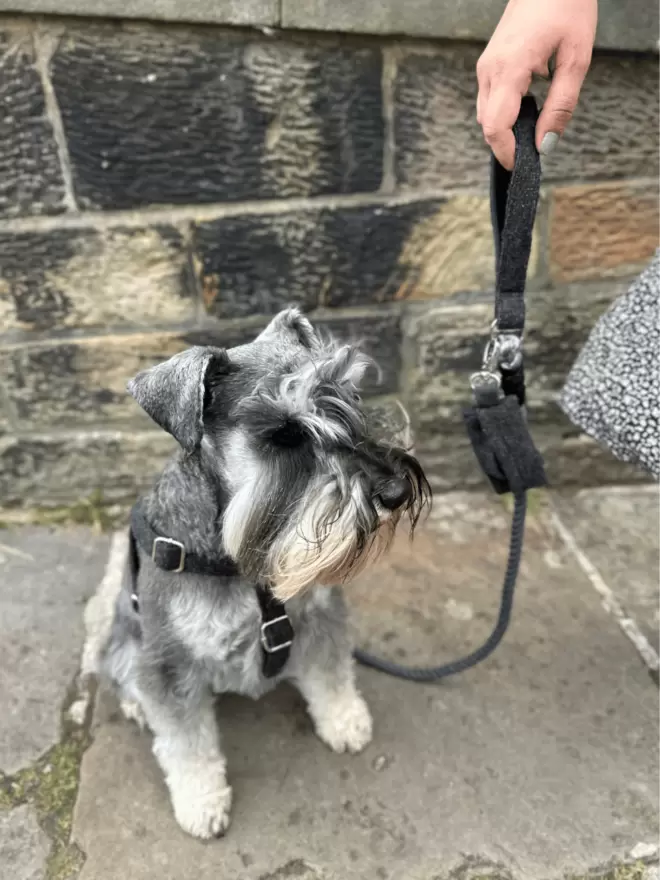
xmin=260 ymin=616 xmax=293 ymax=654
xmin=484 ymin=322 xmax=524 ymax=372
xmin=470 ymin=370 xmax=502 ymax=393
xmin=152 ymin=536 xmax=186 ymax=573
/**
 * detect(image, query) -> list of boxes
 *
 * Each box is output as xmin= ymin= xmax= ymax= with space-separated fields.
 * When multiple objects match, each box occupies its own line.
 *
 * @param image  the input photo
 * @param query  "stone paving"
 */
xmin=0 ymin=488 xmax=658 ymax=880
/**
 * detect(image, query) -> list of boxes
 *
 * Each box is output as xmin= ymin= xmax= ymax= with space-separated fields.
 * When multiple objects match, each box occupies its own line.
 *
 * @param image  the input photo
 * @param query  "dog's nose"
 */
xmin=376 ymin=477 xmax=411 ymax=510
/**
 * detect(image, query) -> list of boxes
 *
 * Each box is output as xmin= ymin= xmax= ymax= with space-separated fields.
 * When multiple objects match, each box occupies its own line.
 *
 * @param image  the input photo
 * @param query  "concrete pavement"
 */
xmin=0 ymin=488 xmax=658 ymax=880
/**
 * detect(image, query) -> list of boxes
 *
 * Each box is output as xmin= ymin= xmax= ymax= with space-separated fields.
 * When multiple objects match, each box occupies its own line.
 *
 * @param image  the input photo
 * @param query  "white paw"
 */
xmin=172 ymin=785 xmax=233 ymax=839
xmin=120 ymin=698 xmax=147 ymax=730
xmin=165 ymin=760 xmax=233 ymax=840
xmin=314 ymin=692 xmax=373 ymax=755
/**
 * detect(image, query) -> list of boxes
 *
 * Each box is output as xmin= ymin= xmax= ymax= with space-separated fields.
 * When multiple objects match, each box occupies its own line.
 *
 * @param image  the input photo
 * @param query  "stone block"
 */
xmin=0 ymin=224 xmax=195 ymax=335
xmin=393 ymin=45 xmax=489 ymax=191
xmin=0 ymin=332 xmax=190 ymax=429
xmin=553 ymin=487 xmax=660 ymax=652
xmin=403 ymin=280 xmax=628 ymax=403
xmin=538 ymin=54 xmax=659 ymax=185
xmin=0 ymin=430 xmax=176 ymax=506
xmin=282 ymin=0 xmax=659 ymax=52
xmin=5 ymin=0 xmax=278 ymax=25
xmin=0 ymin=309 xmax=402 ymax=429
xmin=0 ymin=388 xmax=15 ymax=437
xmin=0 ymin=806 xmax=50 ymax=880
xmin=313 ymin=311 xmax=402 ymax=396
xmin=0 ymin=527 xmax=110 ymax=774
xmin=415 ymin=423 xmax=648 ymax=493
xmin=394 ymin=49 xmax=659 ymax=191
xmin=0 ymin=24 xmax=67 ymax=218
xmin=550 ymin=181 xmax=659 ymax=283
xmin=72 ymin=489 xmax=659 ymax=880
xmin=51 ymin=25 xmax=383 ymax=209
xmin=195 ymin=196 xmax=506 ymax=316
xmin=401 ymin=281 xmax=645 ymax=488
xmin=196 ymin=309 xmax=402 ymax=396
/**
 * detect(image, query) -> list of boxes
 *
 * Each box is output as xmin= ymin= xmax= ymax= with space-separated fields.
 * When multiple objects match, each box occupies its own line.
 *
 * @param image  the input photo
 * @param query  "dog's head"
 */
xmin=128 ymin=308 xmax=431 ymax=600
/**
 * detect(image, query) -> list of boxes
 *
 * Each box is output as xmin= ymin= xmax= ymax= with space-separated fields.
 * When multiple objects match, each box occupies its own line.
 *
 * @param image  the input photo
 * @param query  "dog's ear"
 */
xmin=127 ymin=346 xmax=230 ymax=452
xmin=256 ymin=307 xmax=319 ymax=350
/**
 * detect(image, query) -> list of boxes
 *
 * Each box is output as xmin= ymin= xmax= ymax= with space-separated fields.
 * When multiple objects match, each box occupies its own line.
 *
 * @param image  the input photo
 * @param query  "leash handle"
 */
xmin=490 ymin=95 xmax=541 ymax=334
xmin=465 ymin=95 xmax=547 ymax=496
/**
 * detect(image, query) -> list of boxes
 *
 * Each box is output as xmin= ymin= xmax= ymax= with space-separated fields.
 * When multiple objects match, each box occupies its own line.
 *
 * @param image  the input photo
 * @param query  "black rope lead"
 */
xmin=354 ymin=96 xmax=547 ymax=682
xmin=354 ymin=492 xmax=526 ymax=682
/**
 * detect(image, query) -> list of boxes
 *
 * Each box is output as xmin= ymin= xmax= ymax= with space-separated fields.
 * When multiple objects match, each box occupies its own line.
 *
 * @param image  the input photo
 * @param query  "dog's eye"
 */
xmin=270 ymin=421 xmax=308 ymax=448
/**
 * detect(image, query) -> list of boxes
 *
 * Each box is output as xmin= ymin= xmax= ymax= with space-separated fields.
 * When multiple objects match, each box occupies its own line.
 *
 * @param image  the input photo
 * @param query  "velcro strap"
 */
xmin=464 ymin=398 xmax=547 ymax=495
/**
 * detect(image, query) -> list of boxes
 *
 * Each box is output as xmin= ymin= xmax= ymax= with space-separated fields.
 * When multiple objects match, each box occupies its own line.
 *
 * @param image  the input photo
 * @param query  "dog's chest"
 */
xmin=168 ymin=587 xmax=266 ymax=695
xmin=166 ymin=583 xmax=335 ymax=697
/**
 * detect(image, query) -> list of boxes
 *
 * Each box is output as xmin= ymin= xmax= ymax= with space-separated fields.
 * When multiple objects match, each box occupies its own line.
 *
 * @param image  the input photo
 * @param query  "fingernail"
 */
xmin=540 ymin=132 xmax=560 ymax=156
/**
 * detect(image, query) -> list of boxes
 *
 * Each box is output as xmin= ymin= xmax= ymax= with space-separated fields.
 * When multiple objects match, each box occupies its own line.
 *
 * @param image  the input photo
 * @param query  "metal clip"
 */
xmin=484 ymin=322 xmax=524 ymax=372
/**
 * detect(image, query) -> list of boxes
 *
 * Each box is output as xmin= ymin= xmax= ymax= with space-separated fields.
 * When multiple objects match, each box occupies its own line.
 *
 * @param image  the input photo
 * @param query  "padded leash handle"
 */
xmin=491 ymin=95 xmax=541 ymax=334
xmin=464 ymin=95 xmax=547 ymax=496
xmin=354 ymin=96 xmax=545 ymax=682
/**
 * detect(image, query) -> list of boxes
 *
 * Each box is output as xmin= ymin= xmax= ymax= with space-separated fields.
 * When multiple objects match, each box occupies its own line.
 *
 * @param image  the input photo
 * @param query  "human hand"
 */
xmin=476 ymin=0 xmax=597 ymax=169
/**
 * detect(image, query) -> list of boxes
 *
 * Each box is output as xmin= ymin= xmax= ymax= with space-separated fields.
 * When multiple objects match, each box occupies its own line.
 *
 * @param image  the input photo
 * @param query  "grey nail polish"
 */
xmin=540 ymin=132 xmax=559 ymax=156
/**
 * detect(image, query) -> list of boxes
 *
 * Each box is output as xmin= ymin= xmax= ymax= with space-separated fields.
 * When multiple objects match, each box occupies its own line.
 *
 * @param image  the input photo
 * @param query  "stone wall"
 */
xmin=0 ymin=16 xmax=658 ymax=507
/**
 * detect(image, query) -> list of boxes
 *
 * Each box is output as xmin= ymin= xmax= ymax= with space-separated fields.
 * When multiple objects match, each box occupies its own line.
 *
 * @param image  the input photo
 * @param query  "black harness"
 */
xmin=128 ymin=96 xmax=545 ymax=686
xmin=128 ymin=504 xmax=295 ymax=679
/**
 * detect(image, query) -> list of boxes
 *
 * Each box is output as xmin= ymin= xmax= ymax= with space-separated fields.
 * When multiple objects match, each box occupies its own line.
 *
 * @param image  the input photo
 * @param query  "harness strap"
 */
xmin=128 ymin=503 xmax=295 ymax=679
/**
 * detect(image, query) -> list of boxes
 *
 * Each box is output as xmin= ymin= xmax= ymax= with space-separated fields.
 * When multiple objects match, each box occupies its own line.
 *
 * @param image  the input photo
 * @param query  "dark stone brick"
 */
xmin=1 ymin=310 xmax=399 ymax=429
xmin=191 ymin=311 xmax=401 ymax=396
xmin=0 ymin=224 xmax=195 ymax=336
xmin=394 ymin=46 xmax=487 ymax=191
xmin=51 ymin=25 xmax=383 ymax=210
xmin=0 ymin=388 xmax=15 ymax=437
xmin=0 ymin=27 xmax=67 ymax=217
xmin=401 ymin=281 xmax=639 ymax=488
xmin=195 ymin=198 xmax=505 ymax=318
xmin=394 ymin=48 xmax=659 ymax=190
xmin=0 ymin=430 xmax=176 ymax=506
xmin=415 ymin=429 xmax=647 ymax=494
xmin=314 ymin=311 xmax=401 ymax=395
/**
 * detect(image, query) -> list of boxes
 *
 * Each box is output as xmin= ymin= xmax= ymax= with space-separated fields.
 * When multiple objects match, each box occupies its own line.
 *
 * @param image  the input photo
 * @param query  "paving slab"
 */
xmin=0 ymin=527 xmax=110 ymax=775
xmin=72 ymin=492 xmax=659 ymax=880
xmin=552 ymin=487 xmax=659 ymax=652
xmin=0 ymin=804 xmax=50 ymax=880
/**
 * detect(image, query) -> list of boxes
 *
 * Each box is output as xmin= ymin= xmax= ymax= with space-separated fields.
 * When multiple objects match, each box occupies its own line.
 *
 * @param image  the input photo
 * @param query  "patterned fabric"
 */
xmin=560 ymin=251 xmax=660 ymax=478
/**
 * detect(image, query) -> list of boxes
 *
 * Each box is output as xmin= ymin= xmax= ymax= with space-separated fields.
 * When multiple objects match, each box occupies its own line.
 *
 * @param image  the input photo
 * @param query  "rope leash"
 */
xmin=354 ymin=96 xmax=547 ymax=682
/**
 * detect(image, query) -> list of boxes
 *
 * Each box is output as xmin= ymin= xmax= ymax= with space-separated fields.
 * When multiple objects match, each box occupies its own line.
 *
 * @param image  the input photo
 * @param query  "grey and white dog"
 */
xmin=101 ymin=308 xmax=430 ymax=839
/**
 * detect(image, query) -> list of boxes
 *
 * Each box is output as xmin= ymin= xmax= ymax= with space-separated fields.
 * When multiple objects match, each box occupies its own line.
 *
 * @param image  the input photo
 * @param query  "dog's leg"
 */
xmin=292 ymin=591 xmax=373 ymax=754
xmin=137 ymin=671 xmax=232 ymax=840
xmin=296 ymin=659 xmax=373 ymax=754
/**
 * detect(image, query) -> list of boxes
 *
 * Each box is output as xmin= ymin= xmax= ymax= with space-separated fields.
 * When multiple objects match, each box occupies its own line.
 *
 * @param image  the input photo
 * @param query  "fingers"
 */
xmin=476 ymin=82 xmax=488 ymax=126
xmin=480 ymin=83 xmax=523 ymax=170
xmin=536 ymin=48 xmax=591 ymax=154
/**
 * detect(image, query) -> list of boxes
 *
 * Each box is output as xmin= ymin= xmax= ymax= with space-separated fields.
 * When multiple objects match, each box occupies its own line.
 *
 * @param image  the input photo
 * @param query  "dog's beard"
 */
xmin=266 ymin=475 xmax=399 ymax=601
xmin=221 ymin=445 xmax=431 ymax=601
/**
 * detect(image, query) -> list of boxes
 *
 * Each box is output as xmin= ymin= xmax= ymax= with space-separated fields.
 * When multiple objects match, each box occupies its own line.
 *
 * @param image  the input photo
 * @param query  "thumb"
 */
xmin=536 ymin=53 xmax=589 ymax=155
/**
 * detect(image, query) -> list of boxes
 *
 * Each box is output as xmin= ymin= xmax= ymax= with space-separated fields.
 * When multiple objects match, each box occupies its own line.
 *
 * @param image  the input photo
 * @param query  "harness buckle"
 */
xmin=152 ymin=536 xmax=186 ymax=573
xmin=260 ymin=615 xmax=294 ymax=654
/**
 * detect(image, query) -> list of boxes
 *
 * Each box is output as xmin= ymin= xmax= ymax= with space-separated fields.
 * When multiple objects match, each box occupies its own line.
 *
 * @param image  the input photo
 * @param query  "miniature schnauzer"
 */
xmin=101 ymin=308 xmax=430 ymax=839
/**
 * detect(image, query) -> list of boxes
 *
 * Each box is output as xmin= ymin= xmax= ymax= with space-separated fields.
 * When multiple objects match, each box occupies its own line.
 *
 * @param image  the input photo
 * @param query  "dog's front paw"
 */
xmin=166 ymin=761 xmax=233 ymax=839
xmin=313 ymin=692 xmax=373 ymax=755
xmin=120 ymin=698 xmax=147 ymax=730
